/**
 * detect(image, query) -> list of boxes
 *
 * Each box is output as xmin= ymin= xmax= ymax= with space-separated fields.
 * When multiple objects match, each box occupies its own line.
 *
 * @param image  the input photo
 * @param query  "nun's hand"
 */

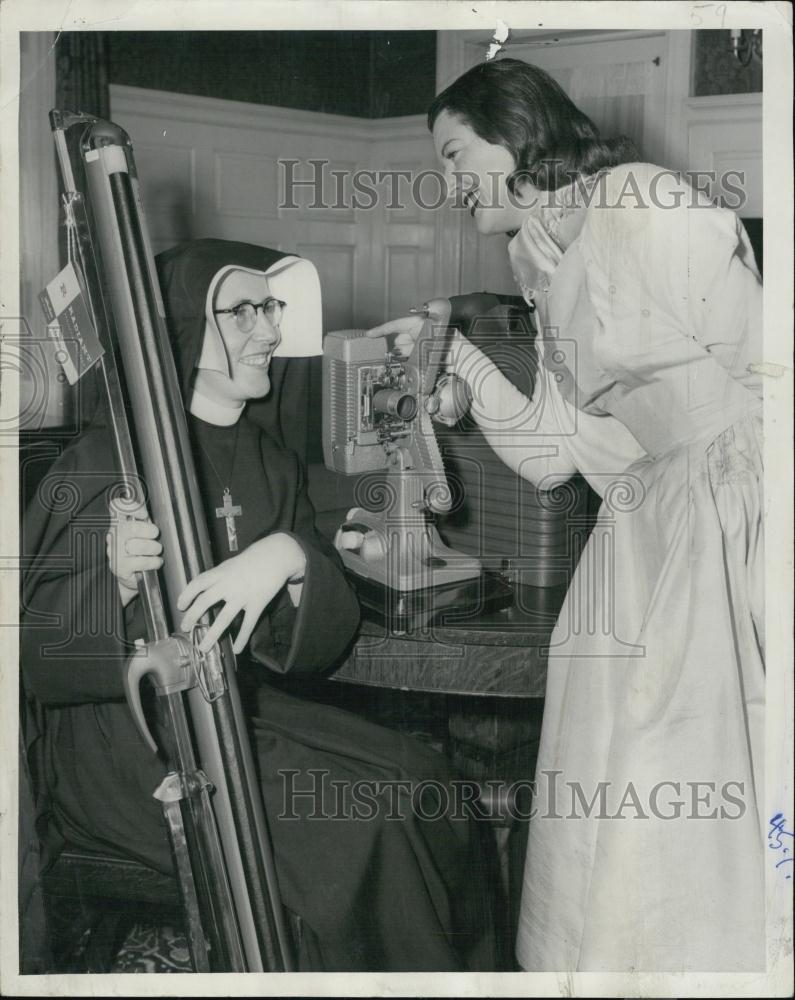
xmin=366 ymin=314 xmax=425 ymax=355
xmin=177 ymin=533 xmax=307 ymax=655
xmin=107 ymin=498 xmax=163 ymax=607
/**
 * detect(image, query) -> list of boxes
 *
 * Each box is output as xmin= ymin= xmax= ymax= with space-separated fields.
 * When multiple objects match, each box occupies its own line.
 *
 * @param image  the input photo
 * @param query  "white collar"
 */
xmin=188 ymin=386 xmax=244 ymax=426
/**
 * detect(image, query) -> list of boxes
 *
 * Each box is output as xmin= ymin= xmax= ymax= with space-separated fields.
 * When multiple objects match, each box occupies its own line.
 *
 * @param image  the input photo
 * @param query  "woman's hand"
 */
xmin=177 ymin=533 xmax=307 ymax=655
xmin=106 ymin=498 xmax=163 ymax=607
xmin=366 ymin=314 xmax=425 ymax=354
xmin=508 ymin=215 xmax=565 ymax=293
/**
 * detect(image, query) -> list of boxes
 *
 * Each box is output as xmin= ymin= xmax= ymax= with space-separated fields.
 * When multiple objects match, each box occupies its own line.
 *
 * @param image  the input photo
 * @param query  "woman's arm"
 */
xmin=367 ymin=316 xmax=579 ymax=488
xmin=444 ymin=330 xmax=579 ymax=488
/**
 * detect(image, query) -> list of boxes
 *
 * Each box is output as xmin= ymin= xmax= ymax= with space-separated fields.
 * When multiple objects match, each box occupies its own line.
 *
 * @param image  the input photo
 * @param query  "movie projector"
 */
xmin=323 ymin=298 xmax=512 ymax=628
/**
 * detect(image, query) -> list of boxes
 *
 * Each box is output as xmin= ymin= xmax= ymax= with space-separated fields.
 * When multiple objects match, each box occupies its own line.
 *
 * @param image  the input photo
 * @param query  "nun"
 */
xmin=21 ymin=239 xmax=496 ymax=972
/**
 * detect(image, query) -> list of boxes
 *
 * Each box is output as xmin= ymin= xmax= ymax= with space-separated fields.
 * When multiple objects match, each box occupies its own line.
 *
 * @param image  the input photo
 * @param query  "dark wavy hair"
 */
xmin=427 ymin=58 xmax=638 ymax=192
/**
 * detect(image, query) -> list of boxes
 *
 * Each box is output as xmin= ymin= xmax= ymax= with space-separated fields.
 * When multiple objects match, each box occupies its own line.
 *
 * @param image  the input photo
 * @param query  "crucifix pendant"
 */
xmin=215 ymin=487 xmax=242 ymax=552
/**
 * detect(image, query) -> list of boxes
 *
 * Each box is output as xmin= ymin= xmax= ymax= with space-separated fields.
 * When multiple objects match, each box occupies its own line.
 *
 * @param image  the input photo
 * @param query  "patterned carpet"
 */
xmin=111 ymin=922 xmax=192 ymax=973
xmin=41 ymin=894 xmax=194 ymax=973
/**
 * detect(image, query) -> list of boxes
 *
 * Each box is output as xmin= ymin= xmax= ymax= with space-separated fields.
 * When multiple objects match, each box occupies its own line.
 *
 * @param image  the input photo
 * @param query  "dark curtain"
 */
xmin=52 ymin=33 xmax=110 ymax=432
xmin=742 ymin=218 xmax=763 ymax=277
xmin=55 ymin=32 xmax=110 ymax=119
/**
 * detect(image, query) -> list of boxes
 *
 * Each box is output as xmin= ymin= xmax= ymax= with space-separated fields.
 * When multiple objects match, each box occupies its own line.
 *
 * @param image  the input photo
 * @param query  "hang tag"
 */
xmin=38 ymin=261 xmax=104 ymax=384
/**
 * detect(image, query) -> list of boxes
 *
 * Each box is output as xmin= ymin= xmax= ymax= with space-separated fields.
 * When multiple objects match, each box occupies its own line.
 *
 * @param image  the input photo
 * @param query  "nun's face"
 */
xmin=197 ymin=269 xmax=282 ymax=405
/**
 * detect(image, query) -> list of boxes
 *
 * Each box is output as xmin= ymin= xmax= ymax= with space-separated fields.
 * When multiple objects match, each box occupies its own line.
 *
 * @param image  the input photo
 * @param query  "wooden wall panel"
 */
xmin=295 ymin=244 xmax=355 ymax=332
xmin=685 ymin=94 xmax=763 ymax=217
xmin=213 ymin=151 xmax=281 ymax=219
xmin=110 ymin=85 xmax=439 ymax=330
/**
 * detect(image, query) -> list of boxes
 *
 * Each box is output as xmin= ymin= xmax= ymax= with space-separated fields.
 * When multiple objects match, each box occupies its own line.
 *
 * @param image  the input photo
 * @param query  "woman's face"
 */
xmin=432 ymin=110 xmax=537 ymax=235
xmin=196 ymin=268 xmax=282 ymax=406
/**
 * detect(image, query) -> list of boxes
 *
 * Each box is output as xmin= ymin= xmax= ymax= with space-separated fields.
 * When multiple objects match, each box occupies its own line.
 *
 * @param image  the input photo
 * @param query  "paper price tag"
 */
xmin=38 ymin=261 xmax=104 ymax=384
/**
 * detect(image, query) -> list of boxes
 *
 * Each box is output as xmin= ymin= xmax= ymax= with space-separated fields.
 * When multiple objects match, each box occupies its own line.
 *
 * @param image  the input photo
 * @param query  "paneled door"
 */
xmin=435 ymin=30 xmax=686 ymax=297
xmin=110 ymin=85 xmax=441 ymax=330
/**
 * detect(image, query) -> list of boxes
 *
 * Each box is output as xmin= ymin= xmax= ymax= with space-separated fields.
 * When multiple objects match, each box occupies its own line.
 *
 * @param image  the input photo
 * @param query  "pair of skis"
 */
xmin=49 ymin=110 xmax=292 ymax=972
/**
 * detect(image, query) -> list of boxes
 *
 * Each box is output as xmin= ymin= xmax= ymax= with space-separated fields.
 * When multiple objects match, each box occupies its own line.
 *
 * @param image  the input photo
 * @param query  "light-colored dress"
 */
xmin=449 ymin=163 xmax=765 ymax=972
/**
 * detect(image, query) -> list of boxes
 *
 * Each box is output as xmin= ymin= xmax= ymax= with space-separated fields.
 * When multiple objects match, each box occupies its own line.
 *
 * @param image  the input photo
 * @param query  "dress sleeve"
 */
xmin=444 ymin=304 xmax=647 ymax=497
xmin=445 ymin=331 xmax=579 ymax=488
xmin=579 ymin=163 xmax=763 ymax=398
xmin=511 ymin=212 xmax=651 ymax=497
xmin=248 ymin=449 xmax=360 ymax=675
xmin=20 ymin=443 xmax=140 ymax=705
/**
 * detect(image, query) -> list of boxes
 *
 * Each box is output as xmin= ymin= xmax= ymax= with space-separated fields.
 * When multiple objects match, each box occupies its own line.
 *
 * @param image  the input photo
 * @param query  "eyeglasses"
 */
xmin=214 ymin=297 xmax=286 ymax=334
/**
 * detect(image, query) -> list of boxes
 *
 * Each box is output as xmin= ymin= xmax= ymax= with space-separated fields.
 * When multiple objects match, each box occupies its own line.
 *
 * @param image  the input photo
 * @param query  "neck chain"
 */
xmin=196 ymin=421 xmax=244 ymax=553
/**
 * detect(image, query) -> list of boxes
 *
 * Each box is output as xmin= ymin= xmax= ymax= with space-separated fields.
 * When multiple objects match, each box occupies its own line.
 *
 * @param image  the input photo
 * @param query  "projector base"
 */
xmin=347 ymin=570 xmax=514 ymax=634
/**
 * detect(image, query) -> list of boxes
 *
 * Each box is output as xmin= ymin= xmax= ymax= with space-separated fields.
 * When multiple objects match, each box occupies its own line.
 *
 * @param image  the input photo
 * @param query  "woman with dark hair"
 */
xmin=426 ymin=57 xmax=637 ymax=196
xmin=370 ymin=58 xmax=765 ymax=973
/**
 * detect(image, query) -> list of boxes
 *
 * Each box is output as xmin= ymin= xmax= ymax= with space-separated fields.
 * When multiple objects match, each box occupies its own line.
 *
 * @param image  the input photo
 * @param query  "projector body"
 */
xmin=322 ymin=307 xmax=483 ymax=593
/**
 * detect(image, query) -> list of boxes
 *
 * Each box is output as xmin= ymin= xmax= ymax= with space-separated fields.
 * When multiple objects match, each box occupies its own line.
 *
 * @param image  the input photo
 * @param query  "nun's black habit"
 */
xmin=21 ymin=240 xmax=496 ymax=972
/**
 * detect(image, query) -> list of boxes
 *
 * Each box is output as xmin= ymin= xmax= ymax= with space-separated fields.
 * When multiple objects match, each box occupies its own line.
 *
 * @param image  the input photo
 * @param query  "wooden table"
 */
xmin=329 ymin=580 xmax=568 ymax=943
xmin=332 ymin=583 xmax=566 ymax=699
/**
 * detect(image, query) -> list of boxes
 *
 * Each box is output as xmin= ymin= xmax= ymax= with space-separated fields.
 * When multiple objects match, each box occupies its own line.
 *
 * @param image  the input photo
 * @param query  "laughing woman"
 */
xmin=371 ymin=59 xmax=765 ymax=973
